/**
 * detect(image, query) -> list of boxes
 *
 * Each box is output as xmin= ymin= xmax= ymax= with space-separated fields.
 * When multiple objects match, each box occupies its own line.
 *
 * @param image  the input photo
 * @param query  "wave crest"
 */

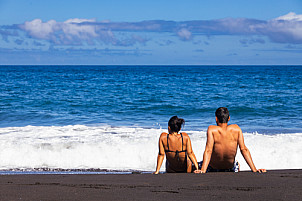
xmin=0 ymin=125 xmax=301 ymax=171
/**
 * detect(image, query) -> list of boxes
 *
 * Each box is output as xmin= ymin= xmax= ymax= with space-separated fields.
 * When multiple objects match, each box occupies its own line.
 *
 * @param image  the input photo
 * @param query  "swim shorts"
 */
xmin=197 ymin=161 xmax=239 ymax=172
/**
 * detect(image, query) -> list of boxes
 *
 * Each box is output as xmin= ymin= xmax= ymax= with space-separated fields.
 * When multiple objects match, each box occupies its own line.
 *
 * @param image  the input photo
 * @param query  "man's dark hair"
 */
xmin=215 ymin=107 xmax=229 ymax=123
xmin=168 ymin=116 xmax=185 ymax=133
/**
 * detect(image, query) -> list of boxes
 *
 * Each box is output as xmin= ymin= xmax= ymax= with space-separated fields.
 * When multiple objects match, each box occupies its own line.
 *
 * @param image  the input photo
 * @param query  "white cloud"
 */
xmin=252 ymin=12 xmax=302 ymax=43
xmin=274 ymin=12 xmax=302 ymax=21
xmin=64 ymin=18 xmax=96 ymax=23
xmin=272 ymin=12 xmax=302 ymax=42
xmin=22 ymin=18 xmax=100 ymax=44
xmin=61 ymin=18 xmax=98 ymax=42
xmin=6 ymin=12 xmax=302 ymax=46
xmin=19 ymin=18 xmax=147 ymax=46
xmin=23 ymin=19 xmax=58 ymax=40
xmin=177 ymin=28 xmax=192 ymax=40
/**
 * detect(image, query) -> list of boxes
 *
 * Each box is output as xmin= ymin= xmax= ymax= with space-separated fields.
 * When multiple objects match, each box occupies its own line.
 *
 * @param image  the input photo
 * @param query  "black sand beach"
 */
xmin=0 ymin=170 xmax=301 ymax=201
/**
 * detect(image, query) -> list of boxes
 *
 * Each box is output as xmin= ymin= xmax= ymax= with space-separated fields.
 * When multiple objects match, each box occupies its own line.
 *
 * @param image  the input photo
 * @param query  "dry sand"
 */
xmin=0 ymin=170 xmax=301 ymax=201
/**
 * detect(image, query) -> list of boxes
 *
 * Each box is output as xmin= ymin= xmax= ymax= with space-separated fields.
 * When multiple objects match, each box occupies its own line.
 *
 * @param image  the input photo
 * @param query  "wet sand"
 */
xmin=0 ymin=170 xmax=301 ymax=201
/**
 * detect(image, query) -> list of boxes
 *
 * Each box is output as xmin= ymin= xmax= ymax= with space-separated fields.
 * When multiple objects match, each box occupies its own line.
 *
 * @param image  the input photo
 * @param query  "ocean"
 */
xmin=0 ymin=65 xmax=301 ymax=173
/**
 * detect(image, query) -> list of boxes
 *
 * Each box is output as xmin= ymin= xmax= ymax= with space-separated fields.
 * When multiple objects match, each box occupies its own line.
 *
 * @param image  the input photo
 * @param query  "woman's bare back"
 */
xmin=160 ymin=132 xmax=192 ymax=172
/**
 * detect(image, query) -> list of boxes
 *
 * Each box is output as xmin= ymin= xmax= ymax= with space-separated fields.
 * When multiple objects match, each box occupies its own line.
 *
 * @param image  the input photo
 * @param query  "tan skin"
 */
xmin=154 ymin=127 xmax=199 ymax=174
xmin=195 ymin=117 xmax=266 ymax=173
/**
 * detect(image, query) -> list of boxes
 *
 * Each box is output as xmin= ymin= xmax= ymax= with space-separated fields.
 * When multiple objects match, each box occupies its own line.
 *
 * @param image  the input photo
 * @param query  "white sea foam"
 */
xmin=0 ymin=125 xmax=301 ymax=172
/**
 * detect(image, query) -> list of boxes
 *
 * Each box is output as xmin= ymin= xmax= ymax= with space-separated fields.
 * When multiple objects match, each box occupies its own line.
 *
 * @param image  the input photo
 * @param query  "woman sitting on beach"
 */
xmin=154 ymin=116 xmax=199 ymax=174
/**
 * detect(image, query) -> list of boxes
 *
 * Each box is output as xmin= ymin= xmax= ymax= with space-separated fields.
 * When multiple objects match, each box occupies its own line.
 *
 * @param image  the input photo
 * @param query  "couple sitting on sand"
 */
xmin=154 ymin=107 xmax=266 ymax=174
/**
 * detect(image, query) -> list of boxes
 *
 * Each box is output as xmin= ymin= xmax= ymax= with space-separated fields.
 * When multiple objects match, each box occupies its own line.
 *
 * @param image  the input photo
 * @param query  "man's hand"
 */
xmin=194 ymin=170 xmax=204 ymax=174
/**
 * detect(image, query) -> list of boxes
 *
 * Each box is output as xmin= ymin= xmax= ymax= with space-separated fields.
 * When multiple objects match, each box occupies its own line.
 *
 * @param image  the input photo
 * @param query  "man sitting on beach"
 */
xmin=195 ymin=107 xmax=266 ymax=173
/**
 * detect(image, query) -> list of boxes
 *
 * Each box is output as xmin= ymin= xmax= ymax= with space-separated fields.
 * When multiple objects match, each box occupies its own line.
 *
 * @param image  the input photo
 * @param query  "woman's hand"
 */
xmin=255 ymin=169 xmax=267 ymax=173
xmin=194 ymin=170 xmax=203 ymax=174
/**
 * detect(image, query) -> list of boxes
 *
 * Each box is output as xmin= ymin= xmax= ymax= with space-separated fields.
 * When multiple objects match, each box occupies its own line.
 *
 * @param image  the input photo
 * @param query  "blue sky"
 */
xmin=0 ymin=0 xmax=302 ymax=65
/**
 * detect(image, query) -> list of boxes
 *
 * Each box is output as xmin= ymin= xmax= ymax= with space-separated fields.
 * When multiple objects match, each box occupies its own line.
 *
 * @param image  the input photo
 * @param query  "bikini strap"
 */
xmin=167 ymin=134 xmax=170 ymax=151
xmin=180 ymin=133 xmax=184 ymax=151
xmin=166 ymin=133 xmax=186 ymax=153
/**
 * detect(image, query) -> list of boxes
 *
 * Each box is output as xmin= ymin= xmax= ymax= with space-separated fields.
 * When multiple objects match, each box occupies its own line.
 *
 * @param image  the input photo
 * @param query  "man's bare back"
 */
xmin=207 ymin=124 xmax=240 ymax=169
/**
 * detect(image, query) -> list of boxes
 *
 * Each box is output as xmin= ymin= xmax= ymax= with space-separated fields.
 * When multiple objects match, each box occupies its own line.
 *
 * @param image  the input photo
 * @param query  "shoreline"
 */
xmin=0 ymin=169 xmax=300 ymax=201
xmin=0 ymin=168 xmax=300 ymax=175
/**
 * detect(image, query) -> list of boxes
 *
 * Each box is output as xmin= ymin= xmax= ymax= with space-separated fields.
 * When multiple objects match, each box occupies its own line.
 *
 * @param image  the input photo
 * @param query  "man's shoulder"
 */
xmin=208 ymin=125 xmax=219 ymax=130
xmin=228 ymin=124 xmax=241 ymax=130
xmin=207 ymin=124 xmax=241 ymax=132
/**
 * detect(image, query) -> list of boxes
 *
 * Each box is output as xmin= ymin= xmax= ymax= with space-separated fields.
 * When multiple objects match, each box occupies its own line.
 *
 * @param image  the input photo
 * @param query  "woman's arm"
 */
xmin=186 ymin=134 xmax=199 ymax=170
xmin=154 ymin=134 xmax=165 ymax=174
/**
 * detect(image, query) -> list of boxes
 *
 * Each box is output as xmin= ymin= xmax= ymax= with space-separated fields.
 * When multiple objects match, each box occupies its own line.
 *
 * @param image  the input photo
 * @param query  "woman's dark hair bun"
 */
xmin=168 ymin=116 xmax=185 ymax=133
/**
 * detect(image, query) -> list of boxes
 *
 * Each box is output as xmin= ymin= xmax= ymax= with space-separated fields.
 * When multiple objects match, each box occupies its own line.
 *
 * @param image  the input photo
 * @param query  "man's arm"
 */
xmin=153 ymin=134 xmax=165 ymax=174
xmin=198 ymin=127 xmax=214 ymax=173
xmin=238 ymin=127 xmax=266 ymax=173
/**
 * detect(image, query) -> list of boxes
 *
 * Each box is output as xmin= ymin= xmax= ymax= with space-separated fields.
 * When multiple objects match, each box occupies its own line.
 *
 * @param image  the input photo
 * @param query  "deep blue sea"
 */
xmin=0 ymin=65 xmax=301 ymax=172
xmin=1 ymin=65 xmax=301 ymax=133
